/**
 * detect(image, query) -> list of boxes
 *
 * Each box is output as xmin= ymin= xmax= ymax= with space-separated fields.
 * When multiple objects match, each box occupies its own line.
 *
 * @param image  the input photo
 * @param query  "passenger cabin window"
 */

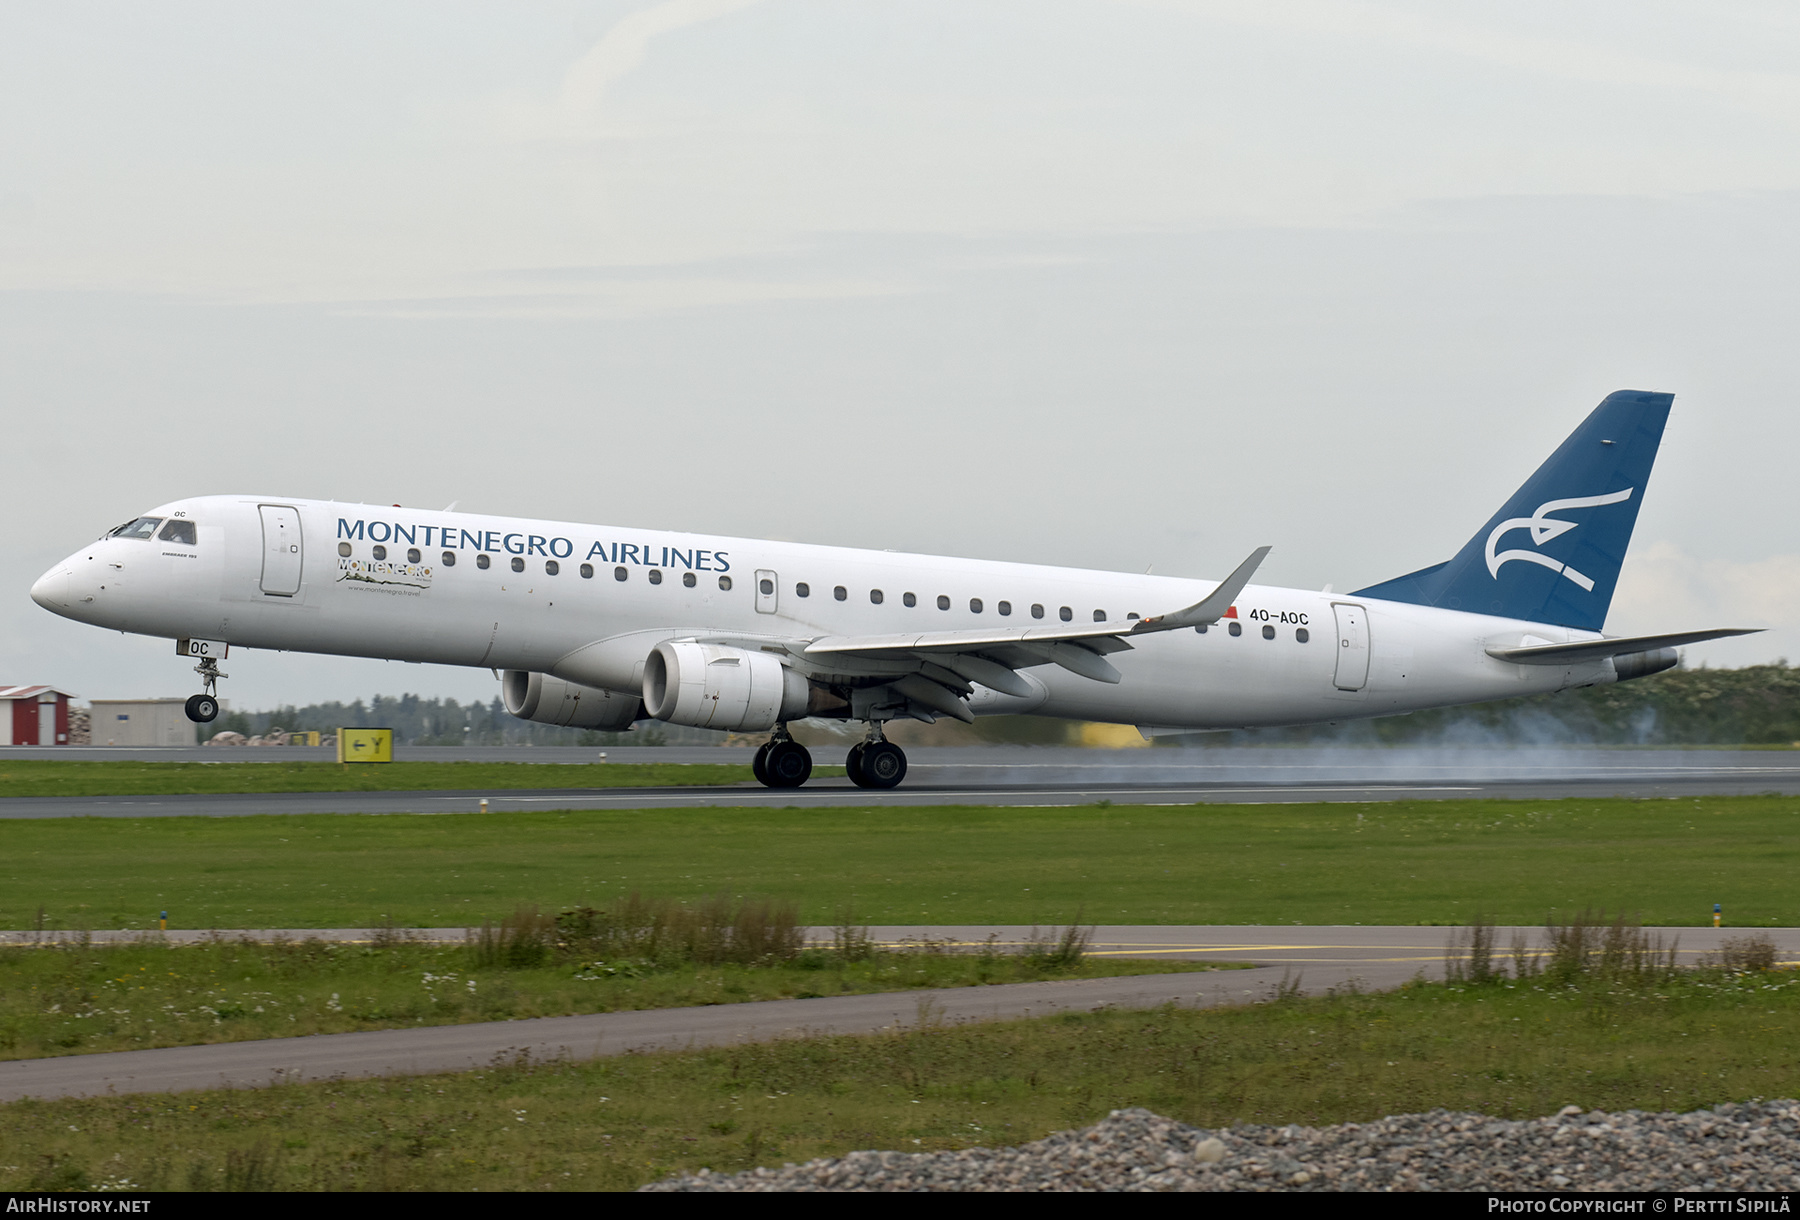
xmin=1059 ymin=606 xmax=1072 ymax=622
xmin=1262 ymin=624 xmax=1275 ymax=639
xmin=510 ymin=556 xmax=525 ymax=572
xmin=682 ymin=572 xmax=696 ymax=587
xmin=870 ymin=589 xmax=884 ymax=604
xmin=936 ymin=595 xmax=950 ymax=610
xmin=797 ymin=582 xmax=810 ymax=598
xmin=443 ymin=552 xmax=456 ymax=567
xmin=903 ymin=592 xmax=917 ymax=607
xmin=1093 ymin=610 xmax=1106 ymax=622
xmin=834 ymin=586 xmax=847 ymax=601
xmin=579 ymin=563 xmax=592 ymax=578
xmin=158 ymin=520 xmax=197 ymax=546
xmin=1296 ymin=627 xmax=1310 ymax=643
xmin=407 ymin=548 xmax=421 ymax=564
xmin=373 ymin=545 xmax=387 ymax=561
xmin=615 ymin=566 xmax=628 ymax=581
xmin=476 ymin=554 xmax=491 ymax=570
xmin=547 ymin=560 xmax=561 ymax=575
xmin=109 ymin=517 xmax=162 ymax=540
xmin=759 ymin=577 xmax=774 ymax=595
xmin=1228 ymin=621 xmax=1242 ymax=636
xmin=1196 ymin=623 xmax=1208 ymax=634
xmin=1031 ymin=604 xmax=1044 ymax=619
xmin=338 ymin=542 xmax=352 ymax=557
xmin=969 ymin=598 xmax=983 ymax=613
xmin=719 ymin=575 xmax=733 ymax=591
xmin=648 ymin=569 xmax=662 ymax=584
xmin=998 ymin=601 xmax=1012 ymax=616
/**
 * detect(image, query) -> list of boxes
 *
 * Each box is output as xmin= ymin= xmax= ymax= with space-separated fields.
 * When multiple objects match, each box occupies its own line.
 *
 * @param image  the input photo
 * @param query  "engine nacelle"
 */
xmin=502 ymin=670 xmax=643 ymax=730
xmin=642 ymin=641 xmax=810 ymax=731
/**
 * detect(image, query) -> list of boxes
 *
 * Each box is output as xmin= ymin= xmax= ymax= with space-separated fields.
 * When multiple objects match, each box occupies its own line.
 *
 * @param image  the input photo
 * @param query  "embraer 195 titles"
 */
xmin=31 ymin=391 xmax=1758 ymax=788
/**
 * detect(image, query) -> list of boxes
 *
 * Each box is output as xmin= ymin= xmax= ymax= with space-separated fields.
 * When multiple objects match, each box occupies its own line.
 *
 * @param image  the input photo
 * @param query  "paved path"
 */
xmin=4 ymin=925 xmax=1793 ymax=1103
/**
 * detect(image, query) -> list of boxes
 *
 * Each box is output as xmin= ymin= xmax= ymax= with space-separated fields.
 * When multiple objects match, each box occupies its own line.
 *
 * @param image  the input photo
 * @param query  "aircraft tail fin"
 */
xmin=1352 ymin=390 xmax=1672 ymax=632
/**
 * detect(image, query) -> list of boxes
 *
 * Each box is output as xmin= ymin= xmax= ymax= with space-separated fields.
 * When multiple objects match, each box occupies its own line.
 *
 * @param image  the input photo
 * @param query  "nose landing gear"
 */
xmin=184 ymin=657 xmax=226 ymax=723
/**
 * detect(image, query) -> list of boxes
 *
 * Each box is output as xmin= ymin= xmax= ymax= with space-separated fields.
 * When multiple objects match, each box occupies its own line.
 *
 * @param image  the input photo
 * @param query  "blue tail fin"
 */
xmin=1352 ymin=390 xmax=1672 ymax=632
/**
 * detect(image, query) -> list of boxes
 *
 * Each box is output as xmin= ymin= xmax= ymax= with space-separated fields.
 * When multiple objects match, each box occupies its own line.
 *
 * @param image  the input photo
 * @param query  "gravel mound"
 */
xmin=642 ymin=1101 xmax=1800 ymax=1191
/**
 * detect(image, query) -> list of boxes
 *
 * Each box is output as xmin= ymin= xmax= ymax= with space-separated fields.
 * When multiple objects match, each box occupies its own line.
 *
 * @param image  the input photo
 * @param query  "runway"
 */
xmin=3 ymin=744 xmax=1799 ymax=818
xmin=6 ymin=924 xmax=1791 ymax=1102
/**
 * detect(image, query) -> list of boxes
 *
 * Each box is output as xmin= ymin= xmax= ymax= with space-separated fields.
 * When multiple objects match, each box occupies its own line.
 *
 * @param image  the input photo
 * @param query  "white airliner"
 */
xmin=31 ymin=390 xmax=1755 ymax=788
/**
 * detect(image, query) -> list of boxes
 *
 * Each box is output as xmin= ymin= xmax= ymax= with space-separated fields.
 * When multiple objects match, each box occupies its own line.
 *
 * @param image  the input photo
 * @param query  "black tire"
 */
xmin=764 ymin=740 xmax=813 ymax=788
xmin=858 ymin=741 xmax=907 ymax=789
xmin=752 ymin=742 xmax=772 ymax=786
xmin=845 ymin=743 xmax=867 ymax=787
xmin=185 ymin=694 xmax=219 ymax=724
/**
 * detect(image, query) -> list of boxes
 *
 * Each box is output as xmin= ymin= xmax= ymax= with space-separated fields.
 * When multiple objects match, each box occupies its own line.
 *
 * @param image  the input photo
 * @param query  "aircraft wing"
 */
xmin=1485 ymin=627 xmax=1762 ymax=666
xmin=800 ymin=547 xmax=1273 ymax=701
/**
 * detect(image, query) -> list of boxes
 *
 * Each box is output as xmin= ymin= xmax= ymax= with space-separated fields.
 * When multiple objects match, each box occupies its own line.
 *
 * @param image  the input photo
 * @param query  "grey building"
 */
xmin=88 ymin=699 xmax=199 ymax=747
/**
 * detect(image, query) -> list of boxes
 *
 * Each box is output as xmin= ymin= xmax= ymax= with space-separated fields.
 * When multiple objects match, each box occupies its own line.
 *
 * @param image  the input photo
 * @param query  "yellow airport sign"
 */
xmin=337 ymin=727 xmax=393 ymax=764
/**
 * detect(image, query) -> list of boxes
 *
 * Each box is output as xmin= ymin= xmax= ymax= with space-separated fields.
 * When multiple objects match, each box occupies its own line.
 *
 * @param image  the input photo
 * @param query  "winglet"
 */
xmin=1138 ymin=546 xmax=1272 ymax=632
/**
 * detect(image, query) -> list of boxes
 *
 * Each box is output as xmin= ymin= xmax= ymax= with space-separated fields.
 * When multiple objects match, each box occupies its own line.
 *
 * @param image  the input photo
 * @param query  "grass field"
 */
xmin=4 ymin=795 xmax=1797 ymax=931
xmin=0 ymin=935 xmax=1217 ymax=1062
xmin=5 ymin=968 xmax=1798 ymax=1191
xmin=0 ymin=760 xmax=767 ymax=796
xmin=5 ymin=776 xmax=1798 ymax=1191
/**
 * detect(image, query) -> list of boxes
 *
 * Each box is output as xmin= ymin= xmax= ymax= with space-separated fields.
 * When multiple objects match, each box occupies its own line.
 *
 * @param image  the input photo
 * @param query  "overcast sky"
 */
xmin=5 ymin=1 xmax=1799 ymax=708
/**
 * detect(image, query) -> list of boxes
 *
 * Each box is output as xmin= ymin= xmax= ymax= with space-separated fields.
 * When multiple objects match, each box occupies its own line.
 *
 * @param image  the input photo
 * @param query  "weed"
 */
xmin=469 ymin=905 xmax=557 ymax=970
xmin=368 ymin=917 xmax=416 ymax=950
xmin=222 ymin=1141 xmax=279 ymax=1192
xmin=1446 ymin=911 xmax=1680 ymax=987
xmin=1714 ymin=934 xmax=1778 ymax=973
xmin=832 ymin=908 xmax=874 ymax=963
xmin=555 ymin=893 xmax=803 ymax=967
xmin=1446 ymin=915 xmax=1502 ymax=985
xmin=1022 ymin=917 xmax=1092 ymax=970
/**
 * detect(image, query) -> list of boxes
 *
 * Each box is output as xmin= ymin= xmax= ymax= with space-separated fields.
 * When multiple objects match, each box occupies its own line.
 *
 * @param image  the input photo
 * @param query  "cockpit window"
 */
xmin=158 ymin=519 xmax=197 ymax=546
xmin=109 ymin=517 xmax=163 ymax=540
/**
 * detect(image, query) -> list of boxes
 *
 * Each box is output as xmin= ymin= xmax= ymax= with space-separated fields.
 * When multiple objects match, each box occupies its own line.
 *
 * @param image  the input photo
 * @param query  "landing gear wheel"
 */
xmin=845 ymin=742 xmax=867 ymax=787
xmin=185 ymin=694 xmax=219 ymax=723
xmin=762 ymin=740 xmax=813 ymax=788
xmin=853 ymin=741 xmax=906 ymax=789
xmin=752 ymin=742 xmax=772 ymax=786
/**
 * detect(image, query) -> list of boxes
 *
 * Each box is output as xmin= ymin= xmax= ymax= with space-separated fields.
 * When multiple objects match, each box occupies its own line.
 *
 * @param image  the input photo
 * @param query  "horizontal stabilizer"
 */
xmin=1485 ymin=627 xmax=1761 ymax=666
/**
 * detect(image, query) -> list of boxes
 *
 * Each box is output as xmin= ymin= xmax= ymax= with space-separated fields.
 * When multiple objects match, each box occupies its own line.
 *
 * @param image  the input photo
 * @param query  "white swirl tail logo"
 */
xmin=1484 ymin=488 xmax=1632 ymax=592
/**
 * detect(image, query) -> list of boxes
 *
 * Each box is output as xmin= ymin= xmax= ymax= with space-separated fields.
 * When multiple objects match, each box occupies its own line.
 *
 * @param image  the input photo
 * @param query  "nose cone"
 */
xmin=31 ymin=565 xmax=71 ymax=612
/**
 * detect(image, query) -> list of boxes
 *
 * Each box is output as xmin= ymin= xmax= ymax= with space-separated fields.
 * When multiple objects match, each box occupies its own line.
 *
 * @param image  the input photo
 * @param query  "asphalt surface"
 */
xmin=3 ymin=745 xmax=1800 ymax=816
xmin=3 ymin=925 xmax=1792 ymax=1102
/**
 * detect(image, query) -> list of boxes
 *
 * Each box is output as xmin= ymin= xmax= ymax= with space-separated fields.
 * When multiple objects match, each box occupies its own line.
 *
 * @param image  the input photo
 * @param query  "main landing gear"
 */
xmin=750 ymin=723 xmax=910 ymax=790
xmin=846 ymin=723 xmax=906 ymax=790
xmin=752 ymin=725 xmax=813 ymax=789
xmin=184 ymin=656 xmax=226 ymax=724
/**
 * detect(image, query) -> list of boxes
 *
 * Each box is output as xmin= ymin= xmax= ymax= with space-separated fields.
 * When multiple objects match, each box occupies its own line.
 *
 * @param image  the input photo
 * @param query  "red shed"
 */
xmin=0 ymin=686 xmax=77 ymax=746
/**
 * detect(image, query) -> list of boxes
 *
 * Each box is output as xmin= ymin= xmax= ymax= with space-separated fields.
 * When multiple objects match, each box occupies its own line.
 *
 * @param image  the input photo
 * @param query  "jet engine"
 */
xmin=642 ymin=641 xmax=810 ymax=731
xmin=501 ymin=670 xmax=643 ymax=730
